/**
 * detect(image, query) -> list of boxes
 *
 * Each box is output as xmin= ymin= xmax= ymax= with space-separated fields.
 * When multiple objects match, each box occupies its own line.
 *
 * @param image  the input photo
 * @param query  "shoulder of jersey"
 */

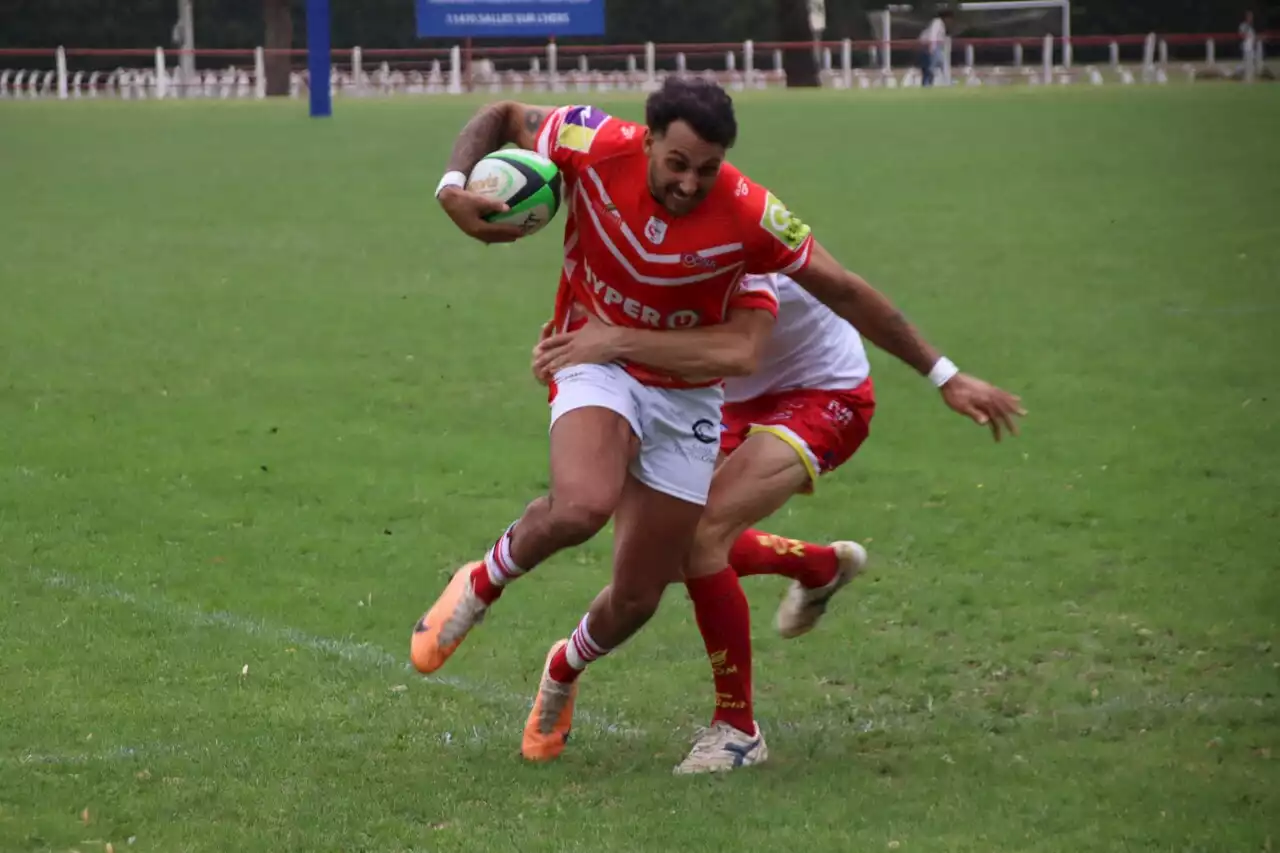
xmin=715 ymin=164 xmax=768 ymax=226
xmin=720 ymin=166 xmax=814 ymax=254
xmin=549 ymin=105 xmax=643 ymax=159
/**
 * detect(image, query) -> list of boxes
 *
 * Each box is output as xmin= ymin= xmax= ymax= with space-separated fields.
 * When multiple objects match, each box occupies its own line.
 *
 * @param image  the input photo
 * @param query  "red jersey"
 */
xmin=533 ymin=105 xmax=815 ymax=389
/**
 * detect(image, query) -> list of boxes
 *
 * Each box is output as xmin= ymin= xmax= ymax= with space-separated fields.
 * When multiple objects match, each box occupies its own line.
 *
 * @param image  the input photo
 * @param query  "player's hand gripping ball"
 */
xmin=466 ymin=150 xmax=562 ymax=238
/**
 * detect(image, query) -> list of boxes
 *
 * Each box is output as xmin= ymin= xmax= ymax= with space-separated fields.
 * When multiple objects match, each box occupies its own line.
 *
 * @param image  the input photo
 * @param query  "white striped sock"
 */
xmin=565 ymin=614 xmax=608 ymax=670
xmin=484 ymin=522 xmax=524 ymax=587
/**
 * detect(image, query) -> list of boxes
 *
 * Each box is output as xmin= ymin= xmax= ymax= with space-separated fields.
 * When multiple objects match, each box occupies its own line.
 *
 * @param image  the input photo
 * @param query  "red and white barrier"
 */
xmin=0 ymin=32 xmax=1270 ymax=100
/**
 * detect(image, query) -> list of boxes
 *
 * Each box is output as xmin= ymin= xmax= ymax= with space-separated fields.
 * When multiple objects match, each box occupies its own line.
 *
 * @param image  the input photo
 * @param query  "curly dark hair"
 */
xmin=644 ymin=77 xmax=738 ymax=149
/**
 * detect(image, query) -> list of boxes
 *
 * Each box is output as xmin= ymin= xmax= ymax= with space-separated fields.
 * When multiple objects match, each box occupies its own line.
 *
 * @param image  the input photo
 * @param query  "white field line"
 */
xmin=22 ymin=568 xmax=641 ymax=739
xmin=10 ymin=569 xmax=1270 ymax=768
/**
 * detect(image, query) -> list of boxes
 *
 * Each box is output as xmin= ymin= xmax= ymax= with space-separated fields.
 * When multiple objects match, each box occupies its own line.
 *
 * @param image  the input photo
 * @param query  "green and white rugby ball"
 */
xmin=466 ymin=149 xmax=562 ymax=237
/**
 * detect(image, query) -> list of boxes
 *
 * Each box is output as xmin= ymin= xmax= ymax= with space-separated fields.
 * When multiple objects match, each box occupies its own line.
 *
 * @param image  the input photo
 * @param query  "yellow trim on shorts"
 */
xmin=746 ymin=424 xmax=819 ymax=486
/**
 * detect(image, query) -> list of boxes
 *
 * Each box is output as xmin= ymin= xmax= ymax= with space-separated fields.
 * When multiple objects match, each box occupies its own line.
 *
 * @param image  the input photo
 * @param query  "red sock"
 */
xmin=686 ymin=568 xmax=754 ymax=735
xmin=469 ymin=522 xmax=525 ymax=605
xmin=547 ymin=645 xmax=578 ymax=684
xmin=548 ymin=614 xmax=607 ymax=684
xmin=729 ymin=528 xmax=839 ymax=589
xmin=469 ymin=564 xmax=502 ymax=604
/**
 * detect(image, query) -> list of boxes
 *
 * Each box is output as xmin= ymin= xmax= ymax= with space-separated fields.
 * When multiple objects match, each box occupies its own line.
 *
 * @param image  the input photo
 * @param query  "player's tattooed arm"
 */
xmin=793 ymin=241 xmax=940 ymax=376
xmin=515 ymin=105 xmax=550 ymax=147
xmin=438 ymin=102 xmax=558 ymax=244
xmin=445 ymin=101 xmax=556 ymax=173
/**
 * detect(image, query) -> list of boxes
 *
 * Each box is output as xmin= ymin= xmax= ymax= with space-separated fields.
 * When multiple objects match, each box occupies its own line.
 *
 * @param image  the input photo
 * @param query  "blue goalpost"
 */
xmin=307 ymin=0 xmax=332 ymax=117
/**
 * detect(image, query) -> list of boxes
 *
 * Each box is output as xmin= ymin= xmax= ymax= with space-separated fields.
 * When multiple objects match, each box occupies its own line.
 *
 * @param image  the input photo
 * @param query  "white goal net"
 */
xmin=870 ymin=1 xmax=1067 ymax=43
xmin=868 ymin=1 xmax=1078 ymax=84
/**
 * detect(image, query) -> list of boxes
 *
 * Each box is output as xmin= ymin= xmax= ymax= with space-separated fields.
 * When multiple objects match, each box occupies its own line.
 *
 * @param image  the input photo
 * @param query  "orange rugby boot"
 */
xmin=409 ymin=563 xmax=489 ymax=674
xmin=521 ymin=640 xmax=578 ymax=762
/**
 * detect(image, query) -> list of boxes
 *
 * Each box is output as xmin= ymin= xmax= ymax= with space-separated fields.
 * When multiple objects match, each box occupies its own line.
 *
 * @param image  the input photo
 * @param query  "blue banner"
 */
xmin=415 ymin=0 xmax=605 ymax=38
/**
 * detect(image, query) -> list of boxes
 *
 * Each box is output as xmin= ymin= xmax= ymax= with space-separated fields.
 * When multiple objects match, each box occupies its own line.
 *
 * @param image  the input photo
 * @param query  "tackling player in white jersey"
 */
xmin=534 ymin=272 xmax=1023 ymax=773
xmin=421 ymin=79 xmax=1025 ymax=767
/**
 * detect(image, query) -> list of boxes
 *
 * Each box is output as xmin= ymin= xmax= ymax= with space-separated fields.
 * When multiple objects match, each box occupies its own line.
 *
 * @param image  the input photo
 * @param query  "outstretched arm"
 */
xmin=791 ymin=241 xmax=1026 ymax=440
xmin=435 ymin=101 xmax=557 ymax=244
xmin=532 ymin=309 xmax=775 ymax=384
xmin=791 ymin=241 xmax=939 ymax=376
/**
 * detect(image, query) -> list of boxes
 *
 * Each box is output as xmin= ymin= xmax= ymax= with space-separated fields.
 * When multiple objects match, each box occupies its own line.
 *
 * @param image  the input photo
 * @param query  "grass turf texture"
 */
xmin=1 ymin=86 xmax=1277 ymax=852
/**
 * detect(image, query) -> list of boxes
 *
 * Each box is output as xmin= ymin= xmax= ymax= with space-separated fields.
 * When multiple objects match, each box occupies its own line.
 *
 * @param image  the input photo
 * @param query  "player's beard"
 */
xmin=648 ymin=162 xmax=698 ymax=217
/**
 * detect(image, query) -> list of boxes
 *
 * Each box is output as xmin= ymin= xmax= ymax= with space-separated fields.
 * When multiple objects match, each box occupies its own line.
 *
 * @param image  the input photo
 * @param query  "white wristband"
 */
xmin=928 ymin=357 xmax=960 ymax=388
xmin=435 ymin=170 xmax=467 ymax=199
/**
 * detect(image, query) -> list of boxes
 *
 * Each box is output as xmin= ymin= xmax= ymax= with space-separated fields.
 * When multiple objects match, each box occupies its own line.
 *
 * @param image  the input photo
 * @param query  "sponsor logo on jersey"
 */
xmin=667 ymin=309 xmax=700 ymax=328
xmin=644 ymin=216 xmax=668 ymax=245
xmin=692 ymin=419 xmax=720 ymax=445
xmin=583 ymin=261 xmax=702 ymax=329
xmin=759 ymin=191 xmax=811 ymax=251
xmin=681 ymin=252 xmax=718 ymax=270
xmin=556 ymin=105 xmax=609 ymax=153
xmin=570 ymin=105 xmax=608 ymax=130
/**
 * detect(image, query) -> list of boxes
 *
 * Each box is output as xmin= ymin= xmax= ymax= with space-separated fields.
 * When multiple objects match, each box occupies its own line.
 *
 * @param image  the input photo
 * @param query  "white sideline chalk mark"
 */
xmin=12 ymin=745 xmax=151 ymax=766
xmin=30 ymin=568 xmax=642 ymax=739
xmin=19 ymin=570 xmax=1272 ymax=769
xmin=7 ymin=726 xmax=506 ymax=769
xmin=12 ymin=691 xmax=1268 ymax=770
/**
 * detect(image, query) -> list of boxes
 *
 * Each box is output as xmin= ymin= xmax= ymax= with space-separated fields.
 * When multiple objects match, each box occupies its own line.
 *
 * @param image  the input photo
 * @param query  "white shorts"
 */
xmin=549 ymin=363 xmax=723 ymax=506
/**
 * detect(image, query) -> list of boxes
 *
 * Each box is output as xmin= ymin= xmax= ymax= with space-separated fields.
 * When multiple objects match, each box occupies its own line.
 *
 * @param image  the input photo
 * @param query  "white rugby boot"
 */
xmin=673 ymin=721 xmax=768 ymax=775
xmin=774 ymin=540 xmax=867 ymax=639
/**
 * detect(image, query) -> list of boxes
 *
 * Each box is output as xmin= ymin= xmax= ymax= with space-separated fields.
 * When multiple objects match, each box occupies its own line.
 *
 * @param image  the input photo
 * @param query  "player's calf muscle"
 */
xmin=507 ymin=474 xmax=623 ymax=567
xmin=596 ymin=484 xmax=701 ymax=643
xmin=549 ymin=493 xmax=614 ymax=542
xmin=511 ymin=493 xmax=610 ymax=567
xmin=592 ymin=582 xmax=666 ymax=647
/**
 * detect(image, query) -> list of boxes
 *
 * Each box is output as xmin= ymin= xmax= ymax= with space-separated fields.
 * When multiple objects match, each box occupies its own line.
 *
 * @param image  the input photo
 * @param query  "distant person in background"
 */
xmin=918 ymin=9 xmax=952 ymax=87
xmin=1238 ymin=11 xmax=1258 ymax=80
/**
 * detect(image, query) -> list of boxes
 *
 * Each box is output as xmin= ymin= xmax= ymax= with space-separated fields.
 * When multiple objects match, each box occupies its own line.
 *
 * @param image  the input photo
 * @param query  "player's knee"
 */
xmin=692 ymin=512 xmax=739 ymax=563
xmin=609 ymin=582 xmax=664 ymax=628
xmin=687 ymin=532 xmax=725 ymax=578
xmin=547 ymin=495 xmax=612 ymax=546
xmin=686 ymin=544 xmax=725 ymax=580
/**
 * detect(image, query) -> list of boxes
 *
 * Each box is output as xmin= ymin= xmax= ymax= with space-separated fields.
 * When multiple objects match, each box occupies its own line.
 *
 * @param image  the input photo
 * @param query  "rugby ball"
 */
xmin=466 ymin=149 xmax=562 ymax=237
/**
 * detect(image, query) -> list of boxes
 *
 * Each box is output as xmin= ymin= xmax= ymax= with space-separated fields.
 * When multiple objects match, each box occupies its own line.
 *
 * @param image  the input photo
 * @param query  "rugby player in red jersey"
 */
xmin=415 ymin=78 xmax=1023 ymax=762
xmin=534 ymin=269 xmax=1020 ymax=772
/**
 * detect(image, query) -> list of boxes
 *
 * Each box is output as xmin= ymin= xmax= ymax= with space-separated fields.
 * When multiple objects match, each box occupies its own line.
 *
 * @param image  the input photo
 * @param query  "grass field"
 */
xmin=1 ymin=85 xmax=1278 ymax=853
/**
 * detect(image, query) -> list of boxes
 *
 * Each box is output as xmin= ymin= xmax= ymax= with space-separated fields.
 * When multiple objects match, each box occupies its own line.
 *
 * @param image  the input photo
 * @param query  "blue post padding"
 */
xmin=307 ymin=0 xmax=331 ymax=117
